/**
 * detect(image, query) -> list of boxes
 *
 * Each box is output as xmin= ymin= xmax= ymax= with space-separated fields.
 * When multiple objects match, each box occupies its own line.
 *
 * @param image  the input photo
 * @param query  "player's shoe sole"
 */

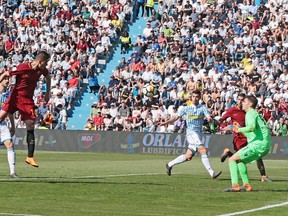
xmin=222 ymin=184 xmax=241 ymax=192
xmin=220 ymin=148 xmax=231 ymax=163
xmin=261 ymin=176 xmax=272 ymax=182
xmin=26 ymin=157 xmax=39 ymax=168
xmin=166 ymin=163 xmax=172 ymax=176
xmin=212 ymin=171 xmax=222 ymax=180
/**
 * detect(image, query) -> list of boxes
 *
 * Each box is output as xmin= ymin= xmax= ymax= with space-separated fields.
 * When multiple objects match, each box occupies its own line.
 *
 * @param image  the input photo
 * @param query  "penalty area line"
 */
xmin=0 ymin=213 xmax=41 ymax=216
xmin=218 ymin=201 xmax=288 ymax=216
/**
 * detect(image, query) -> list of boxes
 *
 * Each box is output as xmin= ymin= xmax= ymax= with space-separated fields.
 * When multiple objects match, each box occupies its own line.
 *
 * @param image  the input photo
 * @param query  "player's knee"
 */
xmin=4 ymin=140 xmax=13 ymax=149
xmin=25 ymin=120 xmax=35 ymax=130
xmin=186 ymin=152 xmax=194 ymax=160
xmin=198 ymin=146 xmax=207 ymax=155
xmin=228 ymin=157 xmax=236 ymax=162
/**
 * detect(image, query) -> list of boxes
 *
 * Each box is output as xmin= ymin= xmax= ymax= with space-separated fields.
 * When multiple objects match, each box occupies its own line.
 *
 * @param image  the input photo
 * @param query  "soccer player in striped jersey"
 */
xmin=161 ymin=90 xmax=222 ymax=179
xmin=0 ymin=75 xmax=17 ymax=178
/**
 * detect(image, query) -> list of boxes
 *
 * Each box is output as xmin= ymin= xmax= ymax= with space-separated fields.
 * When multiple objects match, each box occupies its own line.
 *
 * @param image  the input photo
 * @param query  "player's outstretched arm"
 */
xmin=238 ymin=112 xmax=256 ymax=133
xmin=159 ymin=115 xmax=179 ymax=126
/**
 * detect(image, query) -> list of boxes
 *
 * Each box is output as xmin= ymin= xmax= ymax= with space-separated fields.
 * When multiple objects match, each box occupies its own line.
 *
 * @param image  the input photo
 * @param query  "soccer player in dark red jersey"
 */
xmin=219 ymin=93 xmax=272 ymax=182
xmin=0 ymin=51 xmax=51 ymax=167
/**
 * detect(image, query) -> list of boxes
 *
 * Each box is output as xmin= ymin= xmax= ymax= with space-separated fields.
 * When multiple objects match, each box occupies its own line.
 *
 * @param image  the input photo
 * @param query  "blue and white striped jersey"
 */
xmin=0 ymin=90 xmax=10 ymax=110
xmin=0 ymin=90 xmax=10 ymax=126
xmin=179 ymin=104 xmax=210 ymax=133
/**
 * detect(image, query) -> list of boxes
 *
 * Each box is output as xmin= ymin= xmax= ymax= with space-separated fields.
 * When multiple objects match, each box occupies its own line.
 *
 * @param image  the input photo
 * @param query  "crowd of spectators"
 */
xmin=85 ymin=0 xmax=288 ymax=136
xmin=0 ymin=0 xmax=134 ymax=129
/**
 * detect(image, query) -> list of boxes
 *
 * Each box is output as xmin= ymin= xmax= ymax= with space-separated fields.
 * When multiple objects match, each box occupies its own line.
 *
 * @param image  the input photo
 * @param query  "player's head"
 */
xmin=0 ymin=76 xmax=9 ymax=88
xmin=242 ymin=95 xmax=258 ymax=111
xmin=237 ymin=93 xmax=246 ymax=108
xmin=34 ymin=51 xmax=50 ymax=70
xmin=191 ymin=90 xmax=201 ymax=105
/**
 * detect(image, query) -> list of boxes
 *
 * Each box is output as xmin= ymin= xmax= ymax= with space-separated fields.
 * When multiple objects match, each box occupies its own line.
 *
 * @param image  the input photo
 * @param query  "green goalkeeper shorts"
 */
xmin=238 ymin=142 xmax=270 ymax=164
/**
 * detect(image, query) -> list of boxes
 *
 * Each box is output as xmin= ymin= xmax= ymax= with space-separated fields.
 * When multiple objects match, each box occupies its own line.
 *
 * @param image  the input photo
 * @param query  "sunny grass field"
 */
xmin=0 ymin=150 xmax=287 ymax=216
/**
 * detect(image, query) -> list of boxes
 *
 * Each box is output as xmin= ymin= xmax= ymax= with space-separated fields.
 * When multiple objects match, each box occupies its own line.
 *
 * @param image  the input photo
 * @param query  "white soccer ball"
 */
xmin=142 ymin=84 xmax=155 ymax=97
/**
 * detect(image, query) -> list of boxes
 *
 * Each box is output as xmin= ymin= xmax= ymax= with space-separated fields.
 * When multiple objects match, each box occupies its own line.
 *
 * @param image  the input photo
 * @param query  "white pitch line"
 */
xmin=71 ymin=172 xmax=173 ymax=179
xmin=0 ymin=213 xmax=41 ymax=216
xmin=218 ymin=201 xmax=288 ymax=216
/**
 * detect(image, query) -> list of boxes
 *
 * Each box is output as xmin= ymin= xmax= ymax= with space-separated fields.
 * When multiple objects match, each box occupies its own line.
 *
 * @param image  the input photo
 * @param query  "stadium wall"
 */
xmin=12 ymin=129 xmax=288 ymax=159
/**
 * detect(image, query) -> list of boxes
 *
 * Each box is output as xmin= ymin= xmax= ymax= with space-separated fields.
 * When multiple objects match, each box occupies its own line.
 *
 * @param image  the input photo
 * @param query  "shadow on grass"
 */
xmin=268 ymin=189 xmax=288 ymax=192
xmin=199 ymin=176 xmax=288 ymax=182
xmin=240 ymin=189 xmax=288 ymax=193
xmin=0 ymin=177 xmax=165 ymax=185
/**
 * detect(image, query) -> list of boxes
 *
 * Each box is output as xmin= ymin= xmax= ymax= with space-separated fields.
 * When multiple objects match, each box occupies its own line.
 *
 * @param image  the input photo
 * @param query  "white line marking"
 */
xmin=0 ymin=213 xmax=41 ymax=216
xmin=71 ymin=173 xmax=170 ymax=178
xmin=218 ymin=201 xmax=288 ymax=216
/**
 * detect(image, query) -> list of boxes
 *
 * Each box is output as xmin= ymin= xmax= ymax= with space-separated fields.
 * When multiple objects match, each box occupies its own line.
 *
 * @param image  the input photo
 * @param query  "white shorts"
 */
xmin=186 ymin=131 xmax=203 ymax=153
xmin=0 ymin=125 xmax=12 ymax=145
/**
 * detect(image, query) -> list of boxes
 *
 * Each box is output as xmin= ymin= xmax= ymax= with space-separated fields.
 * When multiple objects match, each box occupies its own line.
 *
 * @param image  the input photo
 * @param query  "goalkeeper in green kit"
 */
xmin=222 ymin=95 xmax=271 ymax=192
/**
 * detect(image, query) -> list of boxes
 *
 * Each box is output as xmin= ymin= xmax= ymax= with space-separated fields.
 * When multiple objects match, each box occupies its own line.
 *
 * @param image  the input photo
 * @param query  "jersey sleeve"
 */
xmin=202 ymin=105 xmax=210 ymax=117
xmin=178 ymin=106 xmax=187 ymax=117
xmin=9 ymin=66 xmax=25 ymax=76
xmin=221 ymin=108 xmax=232 ymax=120
xmin=9 ymin=63 xmax=32 ymax=75
xmin=238 ymin=110 xmax=256 ymax=133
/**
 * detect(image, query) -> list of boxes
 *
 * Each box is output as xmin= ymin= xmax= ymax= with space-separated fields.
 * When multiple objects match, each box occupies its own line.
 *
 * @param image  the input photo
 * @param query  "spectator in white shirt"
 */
xmin=49 ymin=14 xmax=60 ymax=29
xmin=143 ymin=22 xmax=152 ymax=39
xmin=109 ymin=103 xmax=118 ymax=118
xmin=142 ymin=67 xmax=153 ymax=83
xmin=17 ymin=29 xmax=28 ymax=43
xmin=60 ymin=55 xmax=71 ymax=72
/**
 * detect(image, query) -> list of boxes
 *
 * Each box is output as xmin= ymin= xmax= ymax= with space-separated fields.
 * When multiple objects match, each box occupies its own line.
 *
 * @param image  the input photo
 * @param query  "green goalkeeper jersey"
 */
xmin=238 ymin=109 xmax=271 ymax=152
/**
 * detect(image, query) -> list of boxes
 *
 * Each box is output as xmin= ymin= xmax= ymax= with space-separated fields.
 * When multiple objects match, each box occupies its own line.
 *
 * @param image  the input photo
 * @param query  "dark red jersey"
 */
xmin=222 ymin=106 xmax=246 ymax=127
xmin=9 ymin=63 xmax=48 ymax=99
xmin=222 ymin=106 xmax=247 ymax=151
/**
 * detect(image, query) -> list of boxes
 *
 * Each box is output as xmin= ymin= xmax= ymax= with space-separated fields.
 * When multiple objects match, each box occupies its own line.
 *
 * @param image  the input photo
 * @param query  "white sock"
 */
xmin=7 ymin=148 xmax=16 ymax=175
xmin=168 ymin=154 xmax=187 ymax=167
xmin=201 ymin=154 xmax=214 ymax=177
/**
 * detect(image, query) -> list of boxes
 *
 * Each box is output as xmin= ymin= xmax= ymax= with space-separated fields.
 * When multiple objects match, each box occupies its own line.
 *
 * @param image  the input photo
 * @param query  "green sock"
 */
xmin=229 ymin=161 xmax=239 ymax=185
xmin=238 ymin=162 xmax=249 ymax=184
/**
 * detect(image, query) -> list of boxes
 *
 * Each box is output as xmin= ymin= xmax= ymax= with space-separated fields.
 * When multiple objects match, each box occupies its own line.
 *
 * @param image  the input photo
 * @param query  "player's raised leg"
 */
xmin=25 ymin=119 xmax=39 ymax=167
xmin=166 ymin=148 xmax=195 ymax=176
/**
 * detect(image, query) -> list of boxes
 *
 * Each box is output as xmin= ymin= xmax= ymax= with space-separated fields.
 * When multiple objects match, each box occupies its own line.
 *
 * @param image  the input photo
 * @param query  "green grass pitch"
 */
xmin=0 ymin=150 xmax=287 ymax=216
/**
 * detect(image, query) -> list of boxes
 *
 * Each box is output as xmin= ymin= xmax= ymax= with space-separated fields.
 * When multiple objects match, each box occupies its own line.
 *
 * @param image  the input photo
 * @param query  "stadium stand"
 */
xmin=0 ymin=0 xmax=287 ymax=135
